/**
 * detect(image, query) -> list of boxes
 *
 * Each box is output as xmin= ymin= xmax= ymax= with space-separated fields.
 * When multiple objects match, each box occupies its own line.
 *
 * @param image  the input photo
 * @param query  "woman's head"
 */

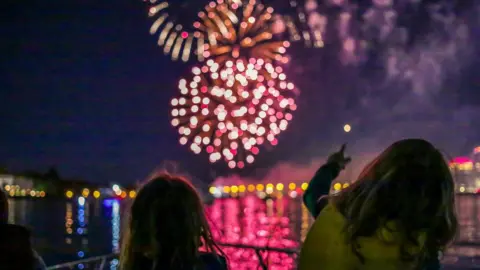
xmin=332 ymin=139 xmax=457 ymax=265
xmin=121 ymin=173 xmax=222 ymax=270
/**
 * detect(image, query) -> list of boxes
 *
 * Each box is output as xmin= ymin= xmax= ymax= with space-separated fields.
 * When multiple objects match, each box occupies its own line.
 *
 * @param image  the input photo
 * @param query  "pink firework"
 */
xmin=170 ymin=58 xmax=297 ymax=169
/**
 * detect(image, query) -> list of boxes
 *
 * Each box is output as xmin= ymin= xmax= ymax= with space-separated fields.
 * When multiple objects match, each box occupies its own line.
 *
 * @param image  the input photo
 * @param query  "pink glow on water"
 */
xmin=206 ymin=195 xmax=310 ymax=269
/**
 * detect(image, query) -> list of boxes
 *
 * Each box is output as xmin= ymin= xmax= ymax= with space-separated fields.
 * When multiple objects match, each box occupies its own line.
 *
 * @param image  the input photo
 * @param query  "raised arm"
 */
xmin=303 ymin=162 xmax=341 ymax=218
xmin=303 ymin=144 xmax=351 ymax=218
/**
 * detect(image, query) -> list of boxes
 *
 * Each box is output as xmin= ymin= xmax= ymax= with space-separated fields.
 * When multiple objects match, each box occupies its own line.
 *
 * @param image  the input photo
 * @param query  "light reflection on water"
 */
xmin=5 ymin=194 xmax=480 ymax=268
xmin=205 ymin=196 xmax=309 ymax=269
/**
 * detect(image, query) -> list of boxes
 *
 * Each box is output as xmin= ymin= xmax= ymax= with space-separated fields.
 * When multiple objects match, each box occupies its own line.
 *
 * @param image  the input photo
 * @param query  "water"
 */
xmin=7 ymin=195 xmax=480 ymax=268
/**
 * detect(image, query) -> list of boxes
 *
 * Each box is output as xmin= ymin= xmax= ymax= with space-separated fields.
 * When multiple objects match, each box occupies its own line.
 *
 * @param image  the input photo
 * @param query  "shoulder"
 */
xmin=199 ymin=252 xmax=227 ymax=270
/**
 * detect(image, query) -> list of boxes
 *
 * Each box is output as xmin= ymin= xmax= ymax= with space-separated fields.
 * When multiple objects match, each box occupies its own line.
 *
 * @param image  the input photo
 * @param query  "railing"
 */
xmin=46 ymin=254 xmax=118 ymax=270
xmin=46 ymin=244 xmax=296 ymax=270
xmin=46 ymin=243 xmax=480 ymax=270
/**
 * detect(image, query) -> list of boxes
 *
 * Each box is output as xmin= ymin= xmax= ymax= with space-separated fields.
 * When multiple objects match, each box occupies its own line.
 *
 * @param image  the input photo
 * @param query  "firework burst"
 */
xmin=146 ymin=0 xmax=242 ymax=62
xmin=170 ymin=58 xmax=297 ymax=168
xmin=194 ymin=0 xmax=290 ymax=64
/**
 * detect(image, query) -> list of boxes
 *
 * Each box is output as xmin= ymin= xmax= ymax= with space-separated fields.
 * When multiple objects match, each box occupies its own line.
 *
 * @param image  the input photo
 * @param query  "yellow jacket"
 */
xmin=299 ymin=203 xmax=426 ymax=270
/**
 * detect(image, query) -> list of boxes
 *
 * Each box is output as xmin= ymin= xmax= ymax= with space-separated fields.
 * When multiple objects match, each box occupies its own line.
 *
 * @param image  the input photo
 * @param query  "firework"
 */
xmin=261 ymin=0 xmax=327 ymax=48
xmin=146 ymin=0 xmax=243 ymax=62
xmin=194 ymin=0 xmax=290 ymax=64
xmin=170 ymin=58 xmax=297 ymax=168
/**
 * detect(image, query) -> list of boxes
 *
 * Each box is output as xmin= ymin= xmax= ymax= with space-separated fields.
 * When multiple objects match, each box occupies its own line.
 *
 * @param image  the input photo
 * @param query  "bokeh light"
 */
xmin=171 ymin=57 xmax=298 ymax=168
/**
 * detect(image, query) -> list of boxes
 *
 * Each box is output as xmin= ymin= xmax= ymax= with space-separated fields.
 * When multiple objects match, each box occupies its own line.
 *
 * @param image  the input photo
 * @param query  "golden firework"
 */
xmin=170 ymin=58 xmax=297 ymax=168
xmin=194 ymin=0 xmax=290 ymax=65
xmin=147 ymin=0 xmax=243 ymax=62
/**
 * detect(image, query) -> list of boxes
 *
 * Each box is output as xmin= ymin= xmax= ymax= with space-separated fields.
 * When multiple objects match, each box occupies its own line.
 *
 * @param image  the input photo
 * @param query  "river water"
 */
xmin=7 ymin=195 xmax=480 ymax=269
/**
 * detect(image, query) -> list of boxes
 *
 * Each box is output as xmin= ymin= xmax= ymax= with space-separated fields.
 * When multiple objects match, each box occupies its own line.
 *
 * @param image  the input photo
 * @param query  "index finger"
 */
xmin=339 ymin=143 xmax=347 ymax=153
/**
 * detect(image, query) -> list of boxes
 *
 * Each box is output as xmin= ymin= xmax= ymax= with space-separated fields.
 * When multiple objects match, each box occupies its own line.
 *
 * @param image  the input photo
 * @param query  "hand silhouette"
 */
xmin=327 ymin=144 xmax=351 ymax=170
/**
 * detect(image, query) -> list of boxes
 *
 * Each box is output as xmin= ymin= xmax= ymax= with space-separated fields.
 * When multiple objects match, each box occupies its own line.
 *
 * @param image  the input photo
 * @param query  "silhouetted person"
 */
xmin=120 ymin=173 xmax=227 ymax=270
xmin=300 ymin=139 xmax=457 ymax=270
xmin=0 ymin=189 xmax=47 ymax=270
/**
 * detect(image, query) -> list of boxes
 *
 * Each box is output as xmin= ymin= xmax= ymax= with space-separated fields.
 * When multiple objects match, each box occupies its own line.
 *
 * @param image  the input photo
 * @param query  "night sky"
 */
xmin=1 ymin=0 xmax=479 ymax=185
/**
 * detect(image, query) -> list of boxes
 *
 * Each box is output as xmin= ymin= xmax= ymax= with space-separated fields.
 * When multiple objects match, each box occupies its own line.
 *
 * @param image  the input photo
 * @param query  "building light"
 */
xmin=66 ymin=190 xmax=74 ymax=199
xmin=129 ymin=190 xmax=136 ymax=199
xmin=333 ymin=183 xmax=342 ymax=191
xmin=82 ymin=188 xmax=90 ymax=197
xmin=78 ymin=197 xmax=86 ymax=206
xmin=276 ymin=183 xmax=284 ymax=191
xmin=93 ymin=190 xmax=101 ymax=199
xmin=238 ymin=185 xmax=246 ymax=192
xmin=301 ymin=182 xmax=308 ymax=190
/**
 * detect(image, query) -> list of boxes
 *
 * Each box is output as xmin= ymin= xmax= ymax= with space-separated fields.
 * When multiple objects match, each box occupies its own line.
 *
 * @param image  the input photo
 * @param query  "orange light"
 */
xmin=288 ymin=183 xmax=296 ymax=190
xmin=247 ymin=184 xmax=255 ymax=192
xmin=256 ymin=184 xmax=264 ymax=191
xmin=120 ymin=191 xmax=127 ymax=199
xmin=129 ymin=190 xmax=137 ymax=199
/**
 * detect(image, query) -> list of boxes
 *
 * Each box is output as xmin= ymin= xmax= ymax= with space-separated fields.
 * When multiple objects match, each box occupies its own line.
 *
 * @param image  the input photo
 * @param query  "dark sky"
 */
xmin=1 ymin=0 xmax=479 ymax=185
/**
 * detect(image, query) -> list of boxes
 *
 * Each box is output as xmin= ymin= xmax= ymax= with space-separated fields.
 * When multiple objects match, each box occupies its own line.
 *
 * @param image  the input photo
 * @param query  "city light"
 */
xmin=289 ymin=183 xmax=296 ymax=190
xmin=129 ymin=190 xmax=137 ymax=199
xmin=301 ymin=183 xmax=308 ymax=190
xmin=333 ymin=183 xmax=342 ymax=191
xmin=93 ymin=190 xmax=101 ymax=199
xmin=344 ymin=124 xmax=351 ymax=133
xmin=78 ymin=197 xmax=86 ymax=206
xmin=66 ymin=190 xmax=74 ymax=199
xmin=82 ymin=188 xmax=90 ymax=197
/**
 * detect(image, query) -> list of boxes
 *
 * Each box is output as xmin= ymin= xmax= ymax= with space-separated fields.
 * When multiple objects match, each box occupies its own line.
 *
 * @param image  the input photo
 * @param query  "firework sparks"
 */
xmin=170 ymin=58 xmax=298 ymax=168
xmin=194 ymin=0 xmax=290 ymax=64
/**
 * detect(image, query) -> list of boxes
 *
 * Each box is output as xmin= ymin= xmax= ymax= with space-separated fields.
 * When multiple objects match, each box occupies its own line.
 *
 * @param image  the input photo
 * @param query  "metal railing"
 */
xmin=46 ymin=243 xmax=480 ymax=270
xmin=46 ymin=254 xmax=118 ymax=270
xmin=46 ymin=244 xmax=296 ymax=270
